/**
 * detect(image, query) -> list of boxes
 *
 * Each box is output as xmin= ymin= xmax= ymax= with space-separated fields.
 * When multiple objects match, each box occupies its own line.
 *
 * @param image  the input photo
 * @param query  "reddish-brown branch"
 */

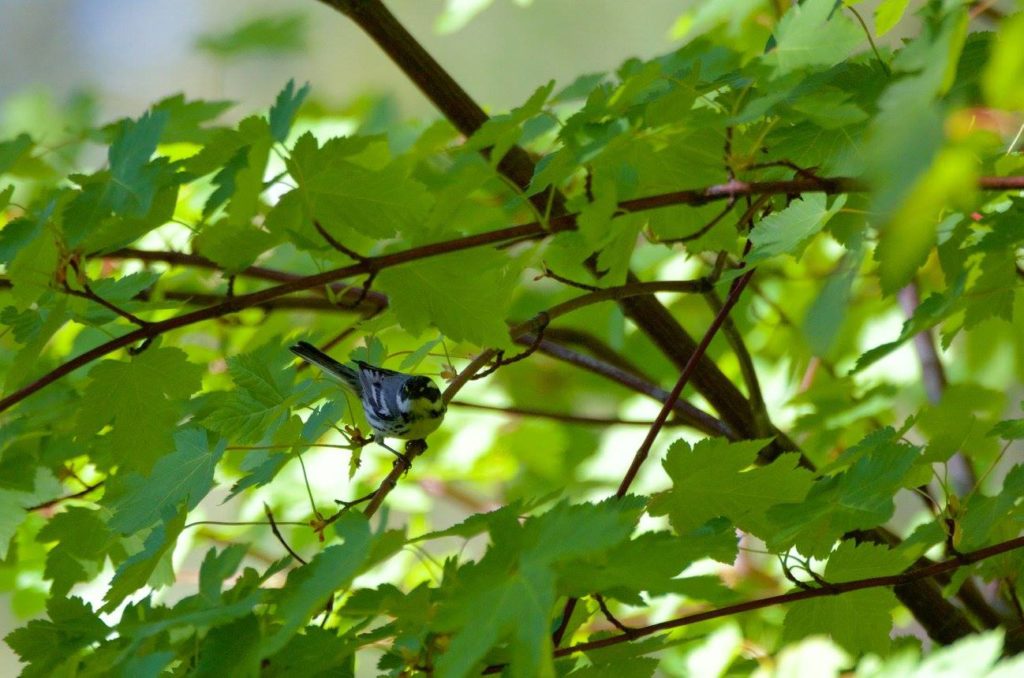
xmin=26 ymin=481 xmax=105 ymax=512
xmin=616 ymin=269 xmax=756 ymax=498
xmin=553 ymin=535 xmax=1024 ymax=657
xmin=104 ymin=248 xmax=389 ymax=311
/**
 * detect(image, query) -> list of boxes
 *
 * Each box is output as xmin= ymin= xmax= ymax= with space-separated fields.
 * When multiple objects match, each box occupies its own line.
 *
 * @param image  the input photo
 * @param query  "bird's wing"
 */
xmin=356 ymin=362 xmax=404 ymax=425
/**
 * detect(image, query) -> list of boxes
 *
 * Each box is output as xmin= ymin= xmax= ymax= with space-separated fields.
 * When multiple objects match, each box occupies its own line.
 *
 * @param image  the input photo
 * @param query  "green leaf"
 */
xmin=875 ymin=0 xmax=911 ymax=37
xmin=958 ymin=465 xmax=1024 ymax=552
xmin=196 ymin=13 xmax=308 ymax=58
xmin=5 ymin=596 xmax=108 ymax=673
xmin=107 ymin=110 xmax=169 ymax=216
xmin=466 ymin=81 xmax=554 ymax=167
xmin=198 ymin=544 xmax=248 ymax=603
xmin=854 ymin=272 xmax=965 ymax=371
xmin=0 ymin=133 xmax=33 ymax=175
xmin=874 ymin=148 xmax=978 ymax=294
xmin=150 ymin=94 xmax=232 ymax=144
xmin=76 ymin=348 xmax=204 ymax=473
xmin=204 ymin=343 xmax=299 ymax=443
xmin=192 ymin=219 xmax=281 ymax=273
xmin=768 ymin=438 xmax=920 ymax=557
xmin=194 ymin=614 xmax=263 ymax=678
xmin=6 ymin=220 xmax=58 ymax=305
xmin=2 ymin=297 xmax=68 ymax=392
xmin=103 ymin=505 xmax=187 ymax=610
xmin=263 ymin=513 xmax=373 ymax=656
xmin=916 ymin=384 xmax=1003 ymax=464
xmin=437 ymin=562 xmax=555 ymax=678
xmin=39 ymin=507 xmax=123 ymax=597
xmin=648 ymin=438 xmax=813 ymax=540
xmin=982 ymin=12 xmax=1024 ymax=110
xmin=803 ymin=243 xmax=862 ymax=356
xmin=747 ymin=194 xmax=846 ymax=263
xmin=288 ymin=133 xmax=433 ymax=241
xmin=107 ymin=427 xmax=226 ymax=534
xmin=269 ymin=79 xmax=311 ymax=143
xmin=783 ymin=541 xmax=904 ymax=655
xmin=783 ymin=588 xmax=896 ymax=655
xmin=377 ymin=249 xmax=519 ymax=347
xmin=768 ymin=0 xmax=864 ymax=76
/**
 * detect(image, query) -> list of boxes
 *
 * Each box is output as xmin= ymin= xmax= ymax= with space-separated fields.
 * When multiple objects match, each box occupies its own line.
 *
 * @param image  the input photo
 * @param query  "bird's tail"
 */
xmin=289 ymin=341 xmax=361 ymax=393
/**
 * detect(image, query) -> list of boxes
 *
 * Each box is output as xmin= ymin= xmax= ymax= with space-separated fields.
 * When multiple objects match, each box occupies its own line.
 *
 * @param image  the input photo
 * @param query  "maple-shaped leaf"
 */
xmin=103 ymin=505 xmax=186 ymax=611
xmin=747 ymin=194 xmax=846 ymax=263
xmin=286 ymin=132 xmax=433 ymax=242
xmin=783 ymin=541 xmax=904 ymax=655
xmin=432 ymin=499 xmax=643 ymax=677
xmin=203 ymin=343 xmax=301 ymax=444
xmin=76 ymin=348 xmax=204 ymax=474
xmin=648 ymin=438 xmax=813 ymax=540
xmin=263 ymin=513 xmax=373 ymax=656
xmin=376 ymin=248 xmax=519 ymax=348
xmin=39 ymin=506 xmax=125 ymax=597
xmin=767 ymin=0 xmax=864 ymax=76
xmin=5 ymin=596 xmax=108 ymax=674
xmin=767 ymin=439 xmax=920 ymax=557
xmin=106 ymin=427 xmax=225 ymax=535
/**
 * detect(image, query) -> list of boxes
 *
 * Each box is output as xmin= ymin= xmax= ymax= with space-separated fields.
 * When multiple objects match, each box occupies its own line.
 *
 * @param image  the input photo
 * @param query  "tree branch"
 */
xmin=616 ymin=268 xmax=756 ymax=498
xmin=544 ymin=534 xmax=1024 ymax=660
xmin=3 ymin=181 xmax=853 ymax=417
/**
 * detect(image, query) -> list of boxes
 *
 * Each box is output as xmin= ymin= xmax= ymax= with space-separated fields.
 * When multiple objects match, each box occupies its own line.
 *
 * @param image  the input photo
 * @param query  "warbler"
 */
xmin=289 ymin=341 xmax=447 ymax=457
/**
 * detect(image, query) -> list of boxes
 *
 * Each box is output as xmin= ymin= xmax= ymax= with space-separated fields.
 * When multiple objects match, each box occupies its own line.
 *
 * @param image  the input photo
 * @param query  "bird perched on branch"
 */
xmin=289 ymin=341 xmax=447 ymax=460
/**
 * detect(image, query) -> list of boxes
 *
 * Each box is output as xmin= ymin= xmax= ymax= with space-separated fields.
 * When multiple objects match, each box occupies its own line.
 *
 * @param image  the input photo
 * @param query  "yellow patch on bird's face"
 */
xmin=396 ymin=397 xmax=446 ymax=440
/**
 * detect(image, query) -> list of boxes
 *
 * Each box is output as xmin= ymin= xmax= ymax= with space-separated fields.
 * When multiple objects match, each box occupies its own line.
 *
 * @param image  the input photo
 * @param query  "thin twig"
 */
xmin=704 ymin=288 xmax=770 ymax=437
xmin=483 ymin=534 xmax=1024 ymax=670
xmin=538 ymin=265 xmax=599 ymax=291
xmin=616 ymin=268 xmax=756 ymax=498
xmin=263 ymin=503 xmax=307 ymax=565
xmin=8 ymin=175 xmax=1024 ymax=416
xmin=26 ymin=481 xmax=105 ymax=512
xmin=594 ymin=594 xmax=638 ymax=637
xmin=62 ymin=283 xmax=149 ymax=327
xmin=313 ymin=220 xmax=368 ymax=262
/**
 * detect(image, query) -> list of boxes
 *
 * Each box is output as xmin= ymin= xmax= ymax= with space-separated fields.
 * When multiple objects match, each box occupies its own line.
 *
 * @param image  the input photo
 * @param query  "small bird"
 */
xmin=289 ymin=341 xmax=447 ymax=459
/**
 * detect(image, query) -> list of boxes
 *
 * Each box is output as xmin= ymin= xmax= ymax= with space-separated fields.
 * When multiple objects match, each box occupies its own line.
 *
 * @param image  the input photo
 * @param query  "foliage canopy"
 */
xmin=2 ymin=0 xmax=1024 ymax=675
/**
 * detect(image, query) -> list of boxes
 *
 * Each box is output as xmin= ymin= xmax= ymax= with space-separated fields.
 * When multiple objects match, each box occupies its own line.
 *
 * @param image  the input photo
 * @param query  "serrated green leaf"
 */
xmin=748 ymin=194 xmax=846 ymax=263
xmin=103 ymin=505 xmax=186 ymax=610
xmin=107 ymin=427 xmax=225 ymax=534
xmin=288 ymin=134 xmax=433 ymax=241
xmin=5 ymin=596 xmax=108 ymax=673
xmin=767 ymin=438 xmax=920 ymax=557
xmin=150 ymin=93 xmax=232 ymax=144
xmin=768 ymin=0 xmax=864 ymax=76
xmin=39 ymin=507 xmax=123 ymax=597
xmin=204 ymin=343 xmax=299 ymax=443
xmin=269 ymin=79 xmax=310 ymax=143
xmin=107 ymin=110 xmax=169 ymax=216
xmin=648 ymin=438 xmax=813 ymax=540
xmin=377 ymin=249 xmax=519 ymax=348
xmin=783 ymin=587 xmax=896 ymax=656
xmin=264 ymin=513 xmax=373 ymax=656
xmin=76 ymin=348 xmax=204 ymax=473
